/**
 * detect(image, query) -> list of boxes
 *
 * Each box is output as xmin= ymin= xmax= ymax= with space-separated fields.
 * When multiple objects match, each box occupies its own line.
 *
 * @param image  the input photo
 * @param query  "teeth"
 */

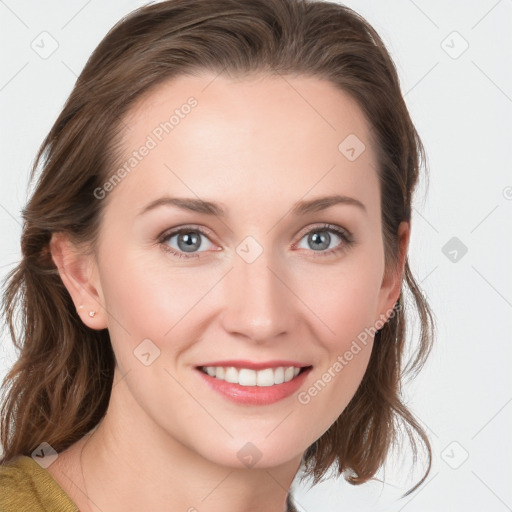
xmin=202 ymin=366 xmax=303 ymax=387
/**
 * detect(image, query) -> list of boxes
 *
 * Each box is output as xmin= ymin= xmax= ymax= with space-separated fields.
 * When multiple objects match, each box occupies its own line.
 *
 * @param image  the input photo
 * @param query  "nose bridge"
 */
xmin=221 ymin=241 xmax=293 ymax=341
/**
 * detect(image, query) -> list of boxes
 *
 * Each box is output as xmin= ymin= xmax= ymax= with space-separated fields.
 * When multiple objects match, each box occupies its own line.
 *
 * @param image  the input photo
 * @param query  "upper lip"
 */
xmin=196 ymin=360 xmax=312 ymax=370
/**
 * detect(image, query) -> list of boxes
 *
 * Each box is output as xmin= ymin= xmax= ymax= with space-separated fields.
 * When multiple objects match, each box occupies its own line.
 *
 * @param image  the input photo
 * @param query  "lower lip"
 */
xmin=196 ymin=367 xmax=312 ymax=405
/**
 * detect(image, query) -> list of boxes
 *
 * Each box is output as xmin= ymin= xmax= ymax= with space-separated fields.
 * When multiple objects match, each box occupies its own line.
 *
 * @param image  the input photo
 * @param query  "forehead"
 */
xmin=107 ymin=72 xmax=380 ymax=219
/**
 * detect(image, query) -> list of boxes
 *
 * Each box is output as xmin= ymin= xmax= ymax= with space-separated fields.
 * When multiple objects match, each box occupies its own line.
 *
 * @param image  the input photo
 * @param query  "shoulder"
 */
xmin=0 ymin=455 xmax=79 ymax=512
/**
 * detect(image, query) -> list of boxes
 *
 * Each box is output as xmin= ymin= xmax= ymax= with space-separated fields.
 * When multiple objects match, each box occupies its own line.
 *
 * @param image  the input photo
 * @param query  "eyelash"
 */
xmin=158 ymin=223 xmax=355 ymax=260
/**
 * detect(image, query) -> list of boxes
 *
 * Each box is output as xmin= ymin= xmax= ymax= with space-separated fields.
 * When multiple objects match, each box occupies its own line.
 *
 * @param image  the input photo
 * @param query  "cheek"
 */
xmin=98 ymin=249 xmax=230 ymax=376
xmin=102 ymin=248 xmax=210 ymax=320
xmin=290 ymin=257 xmax=380 ymax=422
xmin=295 ymin=274 xmax=377 ymax=441
xmin=293 ymin=257 xmax=382 ymax=351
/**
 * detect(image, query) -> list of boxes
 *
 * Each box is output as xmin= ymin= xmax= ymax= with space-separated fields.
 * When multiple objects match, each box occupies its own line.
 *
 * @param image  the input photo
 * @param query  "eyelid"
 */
xmin=292 ymin=222 xmax=353 ymax=245
xmin=158 ymin=223 xmax=215 ymax=242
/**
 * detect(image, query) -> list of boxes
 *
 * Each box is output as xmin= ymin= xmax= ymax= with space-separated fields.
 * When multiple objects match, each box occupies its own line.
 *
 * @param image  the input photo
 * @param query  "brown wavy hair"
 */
xmin=0 ymin=0 xmax=435 ymax=500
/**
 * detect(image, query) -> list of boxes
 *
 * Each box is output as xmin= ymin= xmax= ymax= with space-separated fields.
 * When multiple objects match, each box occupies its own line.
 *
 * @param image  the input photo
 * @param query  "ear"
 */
xmin=377 ymin=220 xmax=410 ymax=324
xmin=49 ymin=232 xmax=107 ymax=330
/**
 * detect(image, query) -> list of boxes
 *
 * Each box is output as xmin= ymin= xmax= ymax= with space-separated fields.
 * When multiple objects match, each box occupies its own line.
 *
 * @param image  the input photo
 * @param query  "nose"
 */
xmin=220 ymin=247 xmax=296 ymax=344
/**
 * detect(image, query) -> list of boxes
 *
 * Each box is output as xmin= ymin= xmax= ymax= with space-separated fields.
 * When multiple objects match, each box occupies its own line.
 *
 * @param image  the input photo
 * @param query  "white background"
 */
xmin=1 ymin=1 xmax=511 ymax=510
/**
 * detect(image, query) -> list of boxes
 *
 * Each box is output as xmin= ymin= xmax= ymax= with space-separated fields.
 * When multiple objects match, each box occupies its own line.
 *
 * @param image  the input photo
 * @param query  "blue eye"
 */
xmin=294 ymin=223 xmax=354 ymax=258
xmin=158 ymin=223 xmax=354 ymax=259
xmin=159 ymin=227 xmax=214 ymax=259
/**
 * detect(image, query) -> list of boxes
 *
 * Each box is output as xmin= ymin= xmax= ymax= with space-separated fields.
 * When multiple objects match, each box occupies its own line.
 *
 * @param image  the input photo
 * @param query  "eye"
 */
xmin=158 ymin=226 xmax=216 ymax=259
xmin=294 ymin=223 xmax=354 ymax=258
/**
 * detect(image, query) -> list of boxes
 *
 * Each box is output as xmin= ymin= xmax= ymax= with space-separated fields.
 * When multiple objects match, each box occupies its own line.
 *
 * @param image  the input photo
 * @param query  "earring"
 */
xmin=77 ymin=305 xmax=96 ymax=318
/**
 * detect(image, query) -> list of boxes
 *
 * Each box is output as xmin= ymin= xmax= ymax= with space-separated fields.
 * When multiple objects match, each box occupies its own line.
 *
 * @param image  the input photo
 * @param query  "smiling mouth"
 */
xmin=197 ymin=365 xmax=312 ymax=387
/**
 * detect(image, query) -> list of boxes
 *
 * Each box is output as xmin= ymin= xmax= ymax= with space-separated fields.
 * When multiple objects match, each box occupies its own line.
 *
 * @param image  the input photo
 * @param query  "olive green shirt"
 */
xmin=0 ymin=455 xmax=79 ymax=511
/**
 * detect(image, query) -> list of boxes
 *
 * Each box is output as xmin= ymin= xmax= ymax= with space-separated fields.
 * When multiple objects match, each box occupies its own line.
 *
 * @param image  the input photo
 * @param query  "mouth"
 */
xmin=195 ymin=363 xmax=313 ymax=405
xmin=196 ymin=364 xmax=313 ymax=387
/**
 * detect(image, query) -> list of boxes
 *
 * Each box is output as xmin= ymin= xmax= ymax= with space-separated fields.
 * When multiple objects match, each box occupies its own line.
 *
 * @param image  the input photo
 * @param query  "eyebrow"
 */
xmin=137 ymin=194 xmax=366 ymax=217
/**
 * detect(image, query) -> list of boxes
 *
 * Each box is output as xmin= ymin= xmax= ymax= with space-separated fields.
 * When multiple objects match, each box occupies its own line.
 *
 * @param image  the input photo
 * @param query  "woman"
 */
xmin=0 ymin=0 xmax=435 ymax=510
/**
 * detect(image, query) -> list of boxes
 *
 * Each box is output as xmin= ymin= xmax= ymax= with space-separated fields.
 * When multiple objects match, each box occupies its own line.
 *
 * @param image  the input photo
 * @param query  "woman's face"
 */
xmin=75 ymin=73 xmax=406 ymax=469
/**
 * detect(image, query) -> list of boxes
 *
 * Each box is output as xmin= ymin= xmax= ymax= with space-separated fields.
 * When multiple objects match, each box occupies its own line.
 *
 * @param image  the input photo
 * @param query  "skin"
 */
xmin=48 ymin=72 xmax=409 ymax=512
